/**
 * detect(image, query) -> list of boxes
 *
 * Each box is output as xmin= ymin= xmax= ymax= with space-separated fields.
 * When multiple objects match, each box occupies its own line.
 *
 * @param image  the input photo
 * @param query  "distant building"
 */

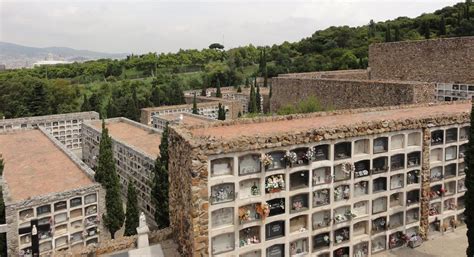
xmin=152 ymin=112 xmax=215 ymax=131
xmin=0 ymin=128 xmax=105 ymax=256
xmin=0 ymin=112 xmax=99 ymax=153
xmin=33 ymin=60 xmax=72 ymax=67
xmin=0 ymin=64 xmax=6 ymax=71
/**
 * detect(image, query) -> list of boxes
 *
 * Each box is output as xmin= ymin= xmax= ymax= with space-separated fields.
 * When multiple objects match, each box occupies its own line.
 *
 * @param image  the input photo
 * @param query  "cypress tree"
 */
xmin=201 ymin=76 xmax=208 ymax=96
xmin=0 ymin=155 xmax=5 ymax=257
xmin=421 ymin=21 xmax=431 ymax=39
xmin=81 ymin=94 xmax=91 ymax=112
xmin=394 ymin=26 xmax=401 ymax=41
xmin=439 ymin=16 xmax=447 ymax=36
xmin=97 ymin=120 xmax=125 ymax=239
xmin=106 ymin=100 xmax=119 ymax=119
xmin=248 ymin=83 xmax=257 ymax=113
xmin=237 ymin=86 xmax=242 ymax=93
xmin=216 ymin=79 xmax=222 ymax=98
xmin=192 ymin=93 xmax=199 ymax=114
xmin=152 ymin=124 xmax=170 ymax=228
xmin=465 ymin=100 xmax=474 ymax=257
xmin=102 ymin=163 xmax=125 ymax=239
xmin=385 ymin=24 xmax=392 ymax=42
xmin=124 ymin=181 xmax=139 ymax=236
xmin=29 ymin=83 xmax=49 ymax=116
xmin=245 ymin=78 xmax=250 ymax=88
xmin=256 ymin=85 xmax=262 ymax=113
xmin=218 ymin=103 xmax=226 ymax=120
xmin=269 ymin=83 xmax=273 ymax=99
xmin=150 ymin=85 xmax=161 ymax=107
xmin=0 ymin=155 xmax=3 ymax=176
xmin=94 ymin=121 xmax=113 ymax=184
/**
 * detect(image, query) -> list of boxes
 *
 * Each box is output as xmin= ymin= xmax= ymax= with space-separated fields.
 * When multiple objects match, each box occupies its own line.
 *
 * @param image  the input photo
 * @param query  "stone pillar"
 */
xmin=420 ymin=127 xmax=431 ymax=239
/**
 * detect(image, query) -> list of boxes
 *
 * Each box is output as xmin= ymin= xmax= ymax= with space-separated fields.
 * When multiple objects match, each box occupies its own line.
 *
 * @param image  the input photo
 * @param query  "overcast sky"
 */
xmin=0 ymin=0 xmax=460 ymax=54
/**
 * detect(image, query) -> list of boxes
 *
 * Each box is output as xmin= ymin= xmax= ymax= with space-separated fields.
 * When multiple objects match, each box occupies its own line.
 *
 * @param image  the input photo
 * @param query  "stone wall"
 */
xmin=168 ymin=101 xmax=470 ymax=256
xmin=168 ymin=127 xmax=208 ymax=257
xmin=270 ymin=77 xmax=436 ymax=112
xmin=369 ymin=36 xmax=474 ymax=83
xmin=52 ymin=227 xmax=173 ymax=256
xmin=278 ymin=69 xmax=369 ymax=80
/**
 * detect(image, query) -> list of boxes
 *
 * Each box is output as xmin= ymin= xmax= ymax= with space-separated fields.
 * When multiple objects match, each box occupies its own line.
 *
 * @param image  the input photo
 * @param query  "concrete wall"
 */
xmin=0 ymin=111 xmax=99 ymax=150
xmin=270 ymin=77 xmax=436 ymax=112
xmin=369 ymin=37 xmax=474 ymax=84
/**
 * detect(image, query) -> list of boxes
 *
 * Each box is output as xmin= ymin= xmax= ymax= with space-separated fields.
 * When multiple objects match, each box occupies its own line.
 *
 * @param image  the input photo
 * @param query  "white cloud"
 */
xmin=0 ymin=0 xmax=460 ymax=54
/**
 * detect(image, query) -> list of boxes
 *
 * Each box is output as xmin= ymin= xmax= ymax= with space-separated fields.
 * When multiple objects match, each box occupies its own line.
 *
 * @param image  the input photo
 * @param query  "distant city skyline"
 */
xmin=0 ymin=0 xmax=461 ymax=54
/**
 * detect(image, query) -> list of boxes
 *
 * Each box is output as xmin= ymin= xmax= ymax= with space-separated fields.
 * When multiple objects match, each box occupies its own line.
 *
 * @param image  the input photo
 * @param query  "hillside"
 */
xmin=0 ymin=41 xmax=127 ymax=68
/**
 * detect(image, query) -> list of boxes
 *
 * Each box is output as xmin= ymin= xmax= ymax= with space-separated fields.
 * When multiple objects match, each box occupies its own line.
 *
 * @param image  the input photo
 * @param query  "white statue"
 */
xmin=139 ymin=212 xmax=146 ymax=228
xmin=31 ymin=225 xmax=37 ymax=236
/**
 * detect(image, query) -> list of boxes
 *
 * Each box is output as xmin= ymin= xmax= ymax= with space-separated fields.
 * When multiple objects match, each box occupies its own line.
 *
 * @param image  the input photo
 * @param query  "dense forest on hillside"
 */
xmin=0 ymin=1 xmax=472 ymax=119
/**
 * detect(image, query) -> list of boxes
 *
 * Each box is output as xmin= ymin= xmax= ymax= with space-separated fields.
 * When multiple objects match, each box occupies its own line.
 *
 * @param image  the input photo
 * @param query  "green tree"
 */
xmin=237 ymin=86 xmax=242 ymax=93
xmin=102 ymin=166 xmax=125 ymax=239
xmin=152 ymin=124 xmax=170 ymax=228
xmin=394 ymin=26 xmax=401 ymax=41
xmin=29 ymin=83 xmax=49 ymax=116
xmin=192 ymin=93 xmax=199 ymax=114
xmin=248 ymin=83 xmax=257 ymax=113
xmin=421 ymin=20 xmax=431 ymax=39
xmin=256 ymin=85 xmax=262 ymax=113
xmin=96 ymin=121 xmax=125 ymax=239
xmin=215 ymin=79 xmax=222 ymax=97
xmin=124 ymin=181 xmax=139 ymax=236
xmin=465 ymin=102 xmax=474 ymax=257
xmin=150 ymin=85 xmax=162 ymax=107
xmin=209 ymin=43 xmax=224 ymax=50
xmin=368 ymin=19 xmax=376 ymax=37
xmin=439 ymin=16 xmax=447 ymax=36
xmin=385 ymin=24 xmax=392 ymax=42
xmin=218 ymin=103 xmax=226 ymax=120
xmin=269 ymin=83 xmax=273 ymax=99
xmin=0 ymin=155 xmax=5 ymax=257
xmin=94 ymin=121 xmax=113 ymax=184
xmin=106 ymin=100 xmax=119 ymax=119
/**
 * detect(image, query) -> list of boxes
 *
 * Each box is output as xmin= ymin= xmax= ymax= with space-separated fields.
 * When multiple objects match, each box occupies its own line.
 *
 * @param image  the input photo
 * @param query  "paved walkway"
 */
xmin=380 ymin=227 xmax=467 ymax=257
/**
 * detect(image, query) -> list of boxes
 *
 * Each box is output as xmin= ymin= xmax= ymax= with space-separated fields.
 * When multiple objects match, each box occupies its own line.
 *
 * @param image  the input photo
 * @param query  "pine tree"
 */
xmin=465 ymin=101 xmax=474 ymax=257
xmin=385 ymin=24 xmax=392 ymax=42
xmin=124 ymin=181 xmax=139 ymax=236
xmin=218 ymin=103 xmax=226 ymax=120
xmin=192 ymin=93 xmax=199 ymax=114
xmin=215 ymin=79 xmax=222 ymax=98
xmin=152 ymin=124 xmax=170 ymax=228
xmin=81 ymin=94 xmax=91 ymax=112
xmin=94 ymin=121 xmax=113 ymax=184
xmin=256 ymin=85 xmax=262 ymax=113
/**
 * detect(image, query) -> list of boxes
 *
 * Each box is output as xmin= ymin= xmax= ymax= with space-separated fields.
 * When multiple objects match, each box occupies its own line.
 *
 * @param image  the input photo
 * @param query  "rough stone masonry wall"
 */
xmin=369 ymin=36 xmax=474 ymax=84
xmin=168 ymin=127 xmax=207 ymax=257
xmin=420 ymin=127 xmax=431 ymax=239
xmin=169 ymin=101 xmax=470 ymax=256
xmin=270 ymin=77 xmax=435 ymax=112
xmin=278 ymin=69 xmax=369 ymax=80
